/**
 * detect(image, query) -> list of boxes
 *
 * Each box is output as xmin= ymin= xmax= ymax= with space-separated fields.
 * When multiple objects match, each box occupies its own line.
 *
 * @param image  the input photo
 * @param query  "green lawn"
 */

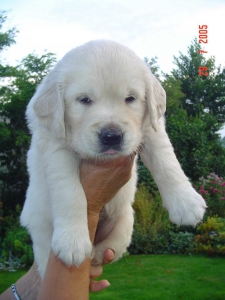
xmin=0 ymin=255 xmax=225 ymax=299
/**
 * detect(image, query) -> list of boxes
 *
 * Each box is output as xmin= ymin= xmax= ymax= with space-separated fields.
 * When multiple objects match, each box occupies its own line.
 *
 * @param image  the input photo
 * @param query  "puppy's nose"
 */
xmin=100 ymin=129 xmax=123 ymax=146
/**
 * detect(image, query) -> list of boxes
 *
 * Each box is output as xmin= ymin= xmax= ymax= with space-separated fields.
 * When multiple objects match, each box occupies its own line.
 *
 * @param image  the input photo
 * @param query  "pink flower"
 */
xmin=213 ymin=188 xmax=218 ymax=193
xmin=221 ymin=182 xmax=225 ymax=187
xmin=210 ymin=186 xmax=213 ymax=190
xmin=221 ymin=197 xmax=225 ymax=200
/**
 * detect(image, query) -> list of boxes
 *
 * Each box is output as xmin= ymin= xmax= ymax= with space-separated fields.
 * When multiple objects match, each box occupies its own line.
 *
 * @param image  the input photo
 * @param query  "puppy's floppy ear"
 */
xmin=27 ymin=70 xmax=65 ymax=139
xmin=146 ymin=74 xmax=166 ymax=131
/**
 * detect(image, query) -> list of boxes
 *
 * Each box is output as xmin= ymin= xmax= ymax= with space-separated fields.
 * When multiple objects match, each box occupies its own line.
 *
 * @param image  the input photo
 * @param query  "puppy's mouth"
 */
xmin=100 ymin=145 xmax=122 ymax=156
xmin=105 ymin=149 xmax=118 ymax=155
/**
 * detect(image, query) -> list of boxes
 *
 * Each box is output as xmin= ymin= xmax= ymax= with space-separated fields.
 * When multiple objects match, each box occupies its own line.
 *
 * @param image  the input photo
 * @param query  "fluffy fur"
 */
xmin=20 ymin=40 xmax=206 ymax=278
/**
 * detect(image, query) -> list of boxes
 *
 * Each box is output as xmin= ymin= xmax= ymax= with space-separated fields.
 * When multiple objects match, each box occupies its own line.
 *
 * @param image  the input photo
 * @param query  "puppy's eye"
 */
xmin=125 ymin=96 xmax=136 ymax=104
xmin=79 ymin=97 xmax=93 ymax=105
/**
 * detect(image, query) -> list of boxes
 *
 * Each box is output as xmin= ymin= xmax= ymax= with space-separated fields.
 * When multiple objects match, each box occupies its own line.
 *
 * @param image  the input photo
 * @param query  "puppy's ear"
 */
xmin=146 ymin=74 xmax=166 ymax=131
xmin=27 ymin=70 xmax=65 ymax=139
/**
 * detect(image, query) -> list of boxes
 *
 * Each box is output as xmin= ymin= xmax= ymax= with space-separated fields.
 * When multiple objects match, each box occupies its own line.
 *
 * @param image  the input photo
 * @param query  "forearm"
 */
xmin=37 ymin=213 xmax=100 ymax=300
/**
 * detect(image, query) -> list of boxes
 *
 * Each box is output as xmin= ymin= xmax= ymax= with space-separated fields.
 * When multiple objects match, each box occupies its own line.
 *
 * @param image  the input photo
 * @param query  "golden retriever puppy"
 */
xmin=20 ymin=40 xmax=206 ymax=278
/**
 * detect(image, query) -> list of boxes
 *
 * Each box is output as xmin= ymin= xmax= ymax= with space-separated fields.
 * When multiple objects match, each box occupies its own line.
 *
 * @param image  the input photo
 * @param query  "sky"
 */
xmin=1 ymin=0 xmax=225 ymax=136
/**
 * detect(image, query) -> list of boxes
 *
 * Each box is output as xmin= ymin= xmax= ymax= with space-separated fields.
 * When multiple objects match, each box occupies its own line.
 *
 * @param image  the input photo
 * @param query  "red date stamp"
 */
xmin=198 ymin=25 xmax=208 ymax=76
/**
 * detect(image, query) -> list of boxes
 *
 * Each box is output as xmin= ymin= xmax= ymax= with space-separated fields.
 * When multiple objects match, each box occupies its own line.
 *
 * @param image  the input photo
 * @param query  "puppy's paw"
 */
xmin=163 ymin=187 xmax=207 ymax=226
xmin=52 ymin=227 xmax=92 ymax=266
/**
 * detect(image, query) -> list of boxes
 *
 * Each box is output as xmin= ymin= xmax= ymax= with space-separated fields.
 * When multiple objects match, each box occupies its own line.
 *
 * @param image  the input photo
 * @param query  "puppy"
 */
xmin=20 ymin=40 xmax=206 ymax=278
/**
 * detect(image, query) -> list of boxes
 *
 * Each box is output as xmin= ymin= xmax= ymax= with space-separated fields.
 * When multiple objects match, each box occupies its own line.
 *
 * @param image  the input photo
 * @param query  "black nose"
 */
xmin=100 ymin=129 xmax=123 ymax=146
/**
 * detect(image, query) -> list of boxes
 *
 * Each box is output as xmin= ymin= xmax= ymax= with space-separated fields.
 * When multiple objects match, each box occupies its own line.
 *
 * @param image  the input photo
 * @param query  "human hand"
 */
xmin=80 ymin=154 xmax=135 ymax=215
xmin=89 ymin=249 xmax=114 ymax=292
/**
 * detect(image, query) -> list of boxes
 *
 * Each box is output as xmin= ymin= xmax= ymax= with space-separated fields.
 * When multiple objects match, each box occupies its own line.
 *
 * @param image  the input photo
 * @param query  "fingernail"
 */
xmin=105 ymin=281 xmax=110 ymax=287
xmin=109 ymin=250 xmax=114 ymax=260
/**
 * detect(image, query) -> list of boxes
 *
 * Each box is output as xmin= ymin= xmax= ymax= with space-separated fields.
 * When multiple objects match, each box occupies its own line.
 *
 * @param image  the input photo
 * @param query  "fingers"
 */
xmin=102 ymin=249 xmax=114 ymax=265
xmin=89 ymin=280 xmax=110 ymax=292
xmin=90 ymin=265 xmax=102 ymax=279
xmin=89 ymin=249 xmax=115 ymax=293
xmin=90 ymin=249 xmax=114 ymax=278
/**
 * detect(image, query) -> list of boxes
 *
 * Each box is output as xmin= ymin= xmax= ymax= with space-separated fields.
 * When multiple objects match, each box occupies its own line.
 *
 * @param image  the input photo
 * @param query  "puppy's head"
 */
xmin=27 ymin=40 xmax=166 ymax=159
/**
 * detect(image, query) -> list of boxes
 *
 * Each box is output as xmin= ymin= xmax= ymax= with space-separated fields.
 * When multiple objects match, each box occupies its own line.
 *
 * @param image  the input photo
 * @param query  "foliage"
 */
xmin=195 ymin=217 xmax=225 ymax=256
xmin=0 ymin=11 xmax=18 ymax=53
xmin=144 ymin=56 xmax=161 ymax=79
xmin=132 ymin=185 xmax=171 ymax=235
xmin=195 ymin=173 xmax=225 ymax=218
xmin=0 ymin=205 xmax=33 ymax=267
xmin=166 ymin=109 xmax=225 ymax=180
xmin=145 ymin=50 xmax=225 ymax=181
xmin=129 ymin=185 xmax=172 ymax=254
xmin=0 ymin=12 xmax=57 ymax=213
xmin=169 ymin=231 xmax=195 ymax=254
xmin=137 ymin=157 xmax=158 ymax=192
xmin=172 ymin=38 xmax=225 ymax=123
xmin=222 ymin=136 xmax=225 ymax=147
xmin=162 ymin=74 xmax=185 ymax=111
xmin=129 ymin=185 xmax=197 ymax=255
xmin=163 ymin=38 xmax=225 ymax=180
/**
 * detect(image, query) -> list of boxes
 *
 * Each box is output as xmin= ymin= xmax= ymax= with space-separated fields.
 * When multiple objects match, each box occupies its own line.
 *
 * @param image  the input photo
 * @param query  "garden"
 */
xmin=0 ymin=10 xmax=225 ymax=298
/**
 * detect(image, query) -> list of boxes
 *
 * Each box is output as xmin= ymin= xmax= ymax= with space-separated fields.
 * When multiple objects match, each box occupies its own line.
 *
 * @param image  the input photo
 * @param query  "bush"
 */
xmin=0 ymin=204 xmax=33 ymax=268
xmin=129 ymin=185 xmax=172 ymax=254
xmin=137 ymin=157 xmax=158 ymax=192
xmin=195 ymin=217 xmax=225 ymax=256
xmin=1 ymin=226 xmax=33 ymax=266
xmin=169 ymin=231 xmax=195 ymax=254
xmin=130 ymin=185 xmax=199 ymax=255
xmin=195 ymin=173 xmax=225 ymax=218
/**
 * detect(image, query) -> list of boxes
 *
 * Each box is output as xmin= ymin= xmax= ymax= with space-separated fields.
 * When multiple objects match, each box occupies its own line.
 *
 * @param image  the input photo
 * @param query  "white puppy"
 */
xmin=20 ymin=40 xmax=206 ymax=278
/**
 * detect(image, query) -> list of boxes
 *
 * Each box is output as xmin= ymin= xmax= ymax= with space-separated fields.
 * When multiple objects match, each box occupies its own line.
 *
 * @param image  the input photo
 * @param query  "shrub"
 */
xmin=129 ymin=185 xmax=174 ymax=254
xmin=0 ymin=204 xmax=33 ymax=267
xmin=137 ymin=157 xmax=158 ymax=192
xmin=195 ymin=217 xmax=225 ymax=256
xmin=169 ymin=231 xmax=196 ymax=254
xmin=1 ymin=226 xmax=33 ymax=266
xmin=195 ymin=173 xmax=225 ymax=218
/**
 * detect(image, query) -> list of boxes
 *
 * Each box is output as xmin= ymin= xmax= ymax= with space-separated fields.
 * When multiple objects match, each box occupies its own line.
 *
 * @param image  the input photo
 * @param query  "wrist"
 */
xmin=14 ymin=264 xmax=41 ymax=300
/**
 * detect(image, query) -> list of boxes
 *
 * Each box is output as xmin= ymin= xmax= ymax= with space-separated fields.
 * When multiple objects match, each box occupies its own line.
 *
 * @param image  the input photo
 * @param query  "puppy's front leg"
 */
xmin=43 ymin=146 xmax=92 ymax=267
xmin=140 ymin=118 xmax=206 ymax=226
xmin=92 ymin=203 xmax=134 ymax=265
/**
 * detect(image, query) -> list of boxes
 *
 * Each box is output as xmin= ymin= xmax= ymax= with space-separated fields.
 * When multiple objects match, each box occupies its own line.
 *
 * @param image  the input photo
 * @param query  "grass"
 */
xmin=0 ymin=255 xmax=225 ymax=299
xmin=0 ymin=270 xmax=26 ymax=294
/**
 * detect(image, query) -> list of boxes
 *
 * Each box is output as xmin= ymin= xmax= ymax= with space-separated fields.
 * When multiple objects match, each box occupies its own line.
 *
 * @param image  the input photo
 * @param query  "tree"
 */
xmin=0 ymin=11 xmax=18 ymax=53
xmin=165 ymin=39 xmax=225 ymax=180
xmin=172 ymin=38 xmax=225 ymax=124
xmin=0 ymin=12 xmax=57 ymax=213
xmin=143 ymin=51 xmax=225 ymax=183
